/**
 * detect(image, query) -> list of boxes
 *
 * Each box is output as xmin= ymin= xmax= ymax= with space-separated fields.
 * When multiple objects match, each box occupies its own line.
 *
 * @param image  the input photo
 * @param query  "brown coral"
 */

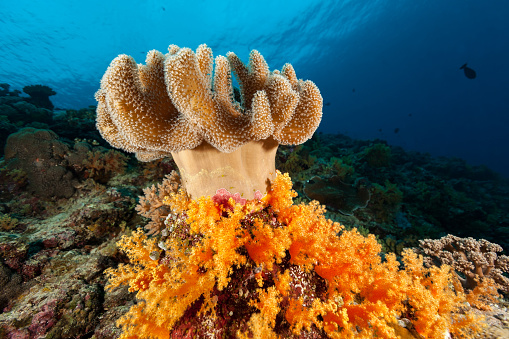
xmin=418 ymin=234 xmax=509 ymax=305
xmin=4 ymin=128 xmax=77 ymax=198
xmin=95 ymin=50 xmax=202 ymax=160
xmin=136 ymin=171 xmax=181 ymax=235
xmin=96 ymin=44 xmax=322 ymax=199
xmin=0 ymin=214 xmax=19 ymax=231
xmin=82 ymin=149 xmax=128 ymax=183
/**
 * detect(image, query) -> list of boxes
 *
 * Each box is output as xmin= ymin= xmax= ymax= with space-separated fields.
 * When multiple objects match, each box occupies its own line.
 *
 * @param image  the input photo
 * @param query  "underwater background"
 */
xmin=1 ymin=0 xmax=509 ymax=177
xmin=1 ymin=0 xmax=509 ymax=338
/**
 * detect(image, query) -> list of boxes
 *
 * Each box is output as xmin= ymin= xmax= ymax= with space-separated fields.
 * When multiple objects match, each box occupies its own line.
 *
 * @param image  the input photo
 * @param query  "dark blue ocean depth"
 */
xmin=1 ymin=0 xmax=508 ymax=177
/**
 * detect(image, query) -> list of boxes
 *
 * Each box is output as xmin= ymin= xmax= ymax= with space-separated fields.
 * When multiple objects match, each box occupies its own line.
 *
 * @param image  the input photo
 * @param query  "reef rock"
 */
xmin=4 ymin=128 xmax=77 ymax=198
xmin=304 ymin=175 xmax=370 ymax=215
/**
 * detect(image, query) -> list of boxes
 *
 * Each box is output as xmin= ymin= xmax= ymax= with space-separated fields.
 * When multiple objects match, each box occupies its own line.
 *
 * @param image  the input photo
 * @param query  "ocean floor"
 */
xmin=0 ymin=87 xmax=508 ymax=337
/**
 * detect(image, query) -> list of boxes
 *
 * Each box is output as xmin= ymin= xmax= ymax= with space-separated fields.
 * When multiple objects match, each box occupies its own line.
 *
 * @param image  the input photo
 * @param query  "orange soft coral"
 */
xmin=106 ymin=172 xmax=482 ymax=338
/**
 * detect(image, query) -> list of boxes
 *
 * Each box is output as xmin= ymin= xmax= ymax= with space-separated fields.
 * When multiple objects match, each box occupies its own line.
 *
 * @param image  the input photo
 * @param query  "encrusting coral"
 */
xmin=106 ymin=173 xmax=482 ymax=339
xmin=96 ymin=44 xmax=322 ymax=199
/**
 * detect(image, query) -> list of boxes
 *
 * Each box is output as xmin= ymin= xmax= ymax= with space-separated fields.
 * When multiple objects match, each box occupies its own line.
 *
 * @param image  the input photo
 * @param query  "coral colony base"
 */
xmin=96 ymin=44 xmax=507 ymax=338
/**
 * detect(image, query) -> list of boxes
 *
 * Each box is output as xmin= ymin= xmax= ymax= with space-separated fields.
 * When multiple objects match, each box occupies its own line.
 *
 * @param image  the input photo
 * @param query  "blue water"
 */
xmin=1 ymin=0 xmax=508 ymax=177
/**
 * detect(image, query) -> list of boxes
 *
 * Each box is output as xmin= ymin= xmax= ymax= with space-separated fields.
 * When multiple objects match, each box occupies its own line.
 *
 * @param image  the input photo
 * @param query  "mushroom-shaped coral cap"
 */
xmin=95 ymin=50 xmax=203 ymax=158
xmin=96 ymin=44 xmax=323 ymax=198
xmin=23 ymin=85 xmax=57 ymax=110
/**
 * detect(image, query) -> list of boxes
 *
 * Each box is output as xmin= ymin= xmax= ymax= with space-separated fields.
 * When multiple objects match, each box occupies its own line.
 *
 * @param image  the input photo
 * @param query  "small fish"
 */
xmin=460 ymin=63 xmax=476 ymax=79
xmin=394 ymin=128 xmax=400 ymax=134
xmin=324 ymin=102 xmax=331 ymax=106
xmin=162 ymin=6 xmax=165 ymax=11
xmin=408 ymin=113 xmax=412 ymax=117
xmin=352 ymin=88 xmax=356 ymax=93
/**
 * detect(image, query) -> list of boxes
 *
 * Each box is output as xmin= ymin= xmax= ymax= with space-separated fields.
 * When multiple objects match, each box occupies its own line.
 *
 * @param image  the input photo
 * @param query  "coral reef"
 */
xmin=0 ymin=117 xmax=18 ymax=155
xmin=327 ymin=156 xmax=354 ymax=181
xmin=138 ymin=157 xmax=177 ymax=184
xmin=50 ymin=106 xmax=100 ymax=141
xmin=0 ymin=213 xmax=18 ymax=231
xmin=0 ymin=175 xmax=138 ymax=338
xmin=1 ymin=85 xmax=53 ymax=158
xmin=303 ymin=175 xmax=370 ymax=215
xmin=0 ymin=262 xmax=25 ymax=314
xmin=0 ymin=166 xmax=27 ymax=201
xmin=3 ymin=128 xmax=133 ymax=202
xmin=1 ymin=127 xmax=508 ymax=337
xmin=0 ymin=83 xmax=10 ymax=96
xmin=4 ymin=128 xmax=77 ymax=198
xmin=136 ymin=171 xmax=181 ymax=235
xmin=417 ymin=235 xmax=509 ymax=307
xmin=95 ymin=43 xmax=323 ymax=198
xmin=0 ymin=84 xmax=20 ymax=97
xmin=106 ymin=173 xmax=482 ymax=338
xmin=366 ymin=180 xmax=403 ymax=223
xmin=66 ymin=140 xmax=128 ymax=181
xmin=22 ymin=85 xmax=56 ymax=111
xmin=0 ymin=93 xmax=53 ymax=127
xmin=0 ymin=84 xmax=103 ymax=159
xmin=0 ymin=42 xmax=508 ymax=338
xmin=274 ymin=133 xmax=509 ymax=255
xmin=81 ymin=148 xmax=128 ymax=183
xmin=361 ymin=142 xmax=391 ymax=168
xmin=277 ymin=145 xmax=319 ymax=183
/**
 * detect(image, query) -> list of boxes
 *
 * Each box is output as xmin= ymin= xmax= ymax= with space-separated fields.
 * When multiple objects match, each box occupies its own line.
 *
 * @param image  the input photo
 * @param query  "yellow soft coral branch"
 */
xmin=107 ymin=172 xmax=482 ymax=338
xmin=238 ymin=313 xmax=280 ymax=339
xmin=250 ymin=286 xmax=281 ymax=328
xmin=244 ymin=218 xmax=291 ymax=270
xmin=263 ymin=171 xmax=296 ymax=211
xmin=285 ymin=297 xmax=325 ymax=334
xmin=162 ymin=188 xmax=189 ymax=214
xmin=105 ymin=230 xmax=162 ymax=292
xmin=188 ymin=201 xmax=249 ymax=289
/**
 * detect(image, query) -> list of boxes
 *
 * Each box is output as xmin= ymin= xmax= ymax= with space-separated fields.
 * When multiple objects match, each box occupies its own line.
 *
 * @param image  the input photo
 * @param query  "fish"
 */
xmin=394 ymin=128 xmax=399 ymax=134
xmin=460 ymin=63 xmax=476 ymax=79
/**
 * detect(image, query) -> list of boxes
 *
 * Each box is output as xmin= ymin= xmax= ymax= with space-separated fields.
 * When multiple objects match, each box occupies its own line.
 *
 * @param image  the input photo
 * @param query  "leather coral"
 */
xmin=95 ymin=44 xmax=323 ymax=199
